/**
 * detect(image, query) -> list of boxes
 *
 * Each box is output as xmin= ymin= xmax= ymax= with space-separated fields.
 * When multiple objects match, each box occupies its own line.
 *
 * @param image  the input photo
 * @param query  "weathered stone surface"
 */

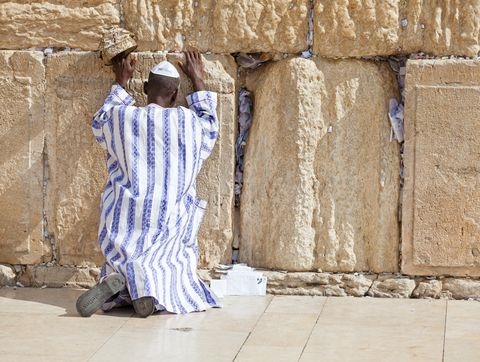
xmin=0 ymin=51 xmax=50 ymax=265
xmin=268 ymin=287 xmax=330 ymax=296
xmin=284 ymin=272 xmax=332 ymax=287
xmin=314 ymin=0 xmax=480 ymax=57
xmin=368 ymin=276 xmax=416 ymax=298
xmin=46 ymin=52 xmax=235 ymax=267
xmin=127 ymin=52 xmax=237 ymax=268
xmin=0 ymin=1 xmax=120 ymax=50
xmin=314 ymin=0 xmax=399 ymax=57
xmin=262 ymin=271 xmax=288 ymax=287
xmin=196 ymin=92 xmax=236 ymax=267
xmin=19 ymin=265 xmax=100 ymax=288
xmin=0 ymin=265 xmax=16 ymax=286
xmin=241 ymin=57 xmax=399 ymax=272
xmin=214 ymin=270 xmax=480 ymax=299
xmin=123 ymin=0 xmax=309 ymax=53
xmin=443 ymin=278 xmax=480 ymax=299
xmin=412 ymin=280 xmax=443 ymax=299
xmin=341 ymin=274 xmax=375 ymax=297
xmin=45 ymin=52 xmax=112 ymax=267
xmin=263 ymin=271 xmax=375 ymax=296
xmin=402 ymin=60 xmax=480 ymax=277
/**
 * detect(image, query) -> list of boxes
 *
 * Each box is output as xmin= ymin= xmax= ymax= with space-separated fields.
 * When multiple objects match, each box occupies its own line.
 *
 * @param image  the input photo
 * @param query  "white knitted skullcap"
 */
xmin=150 ymin=61 xmax=180 ymax=78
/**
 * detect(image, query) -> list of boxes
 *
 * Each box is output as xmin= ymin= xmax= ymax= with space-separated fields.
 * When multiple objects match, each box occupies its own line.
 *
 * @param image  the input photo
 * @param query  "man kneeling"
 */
xmin=76 ymin=50 xmax=221 ymax=317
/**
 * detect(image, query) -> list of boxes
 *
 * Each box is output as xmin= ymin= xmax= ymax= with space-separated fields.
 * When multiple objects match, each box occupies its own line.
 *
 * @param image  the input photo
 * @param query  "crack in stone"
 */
xmin=365 ymin=273 xmax=379 ymax=296
xmin=306 ymin=0 xmax=315 ymax=49
xmin=42 ymin=135 xmax=56 ymax=264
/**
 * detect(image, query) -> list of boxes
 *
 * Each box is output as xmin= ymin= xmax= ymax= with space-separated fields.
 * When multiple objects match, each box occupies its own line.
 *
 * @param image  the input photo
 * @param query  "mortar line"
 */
xmin=306 ymin=0 xmax=315 ymax=51
xmin=442 ymin=300 xmax=448 ymax=362
xmin=298 ymin=296 xmax=329 ymax=361
xmin=365 ymin=274 xmax=379 ymax=296
xmin=118 ymin=0 xmax=126 ymax=29
xmin=233 ymin=295 xmax=274 ymax=361
xmin=40 ymin=56 xmax=57 ymax=264
xmin=86 ymin=313 xmax=133 ymax=361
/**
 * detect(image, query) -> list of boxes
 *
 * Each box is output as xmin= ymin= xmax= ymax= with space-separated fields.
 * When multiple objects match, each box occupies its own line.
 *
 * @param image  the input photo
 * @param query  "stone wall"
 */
xmin=0 ymin=1 xmax=479 ymax=295
xmin=241 ymin=57 xmax=400 ymax=273
xmin=314 ymin=0 xmax=480 ymax=57
xmin=402 ymin=59 xmax=480 ymax=277
xmin=0 ymin=51 xmax=48 ymax=265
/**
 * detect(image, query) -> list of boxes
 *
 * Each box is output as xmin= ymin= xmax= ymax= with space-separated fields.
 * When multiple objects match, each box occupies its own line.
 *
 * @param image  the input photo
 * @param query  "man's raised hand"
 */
xmin=178 ymin=50 xmax=206 ymax=92
xmin=113 ymin=53 xmax=137 ymax=88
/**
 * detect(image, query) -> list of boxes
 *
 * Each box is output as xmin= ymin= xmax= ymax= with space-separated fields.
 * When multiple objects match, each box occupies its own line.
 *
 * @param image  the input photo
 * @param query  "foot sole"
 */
xmin=133 ymin=296 xmax=155 ymax=318
xmin=76 ymin=273 xmax=126 ymax=317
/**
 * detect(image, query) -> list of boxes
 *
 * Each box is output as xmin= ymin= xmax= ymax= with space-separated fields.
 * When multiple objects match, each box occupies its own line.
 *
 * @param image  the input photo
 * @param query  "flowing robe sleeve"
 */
xmin=91 ymin=84 xmax=135 ymax=149
xmin=186 ymin=91 xmax=219 ymax=162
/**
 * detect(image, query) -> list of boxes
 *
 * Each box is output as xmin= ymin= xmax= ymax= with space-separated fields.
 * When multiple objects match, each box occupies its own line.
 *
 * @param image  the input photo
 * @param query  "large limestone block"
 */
xmin=196 ymin=93 xmax=236 ymax=267
xmin=0 ymin=1 xmax=120 ymax=50
xmin=20 ymin=265 xmax=100 ymax=288
xmin=123 ymin=0 xmax=309 ymax=53
xmin=46 ymin=52 xmax=235 ymax=267
xmin=314 ymin=0 xmax=480 ymax=57
xmin=314 ymin=0 xmax=400 ymax=57
xmin=400 ymin=0 xmax=480 ymax=56
xmin=45 ymin=52 xmax=112 ymax=266
xmin=241 ymin=57 xmax=399 ymax=272
xmin=402 ymin=59 xmax=480 ymax=277
xmin=0 ymin=51 xmax=50 ymax=264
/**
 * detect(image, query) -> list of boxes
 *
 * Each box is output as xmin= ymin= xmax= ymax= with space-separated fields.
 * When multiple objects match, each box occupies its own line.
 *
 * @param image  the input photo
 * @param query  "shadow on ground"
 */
xmin=0 ymin=286 xmax=134 ymax=318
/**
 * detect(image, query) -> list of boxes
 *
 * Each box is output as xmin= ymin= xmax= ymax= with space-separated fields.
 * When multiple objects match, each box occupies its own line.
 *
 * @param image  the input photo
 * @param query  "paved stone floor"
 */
xmin=0 ymin=288 xmax=479 ymax=361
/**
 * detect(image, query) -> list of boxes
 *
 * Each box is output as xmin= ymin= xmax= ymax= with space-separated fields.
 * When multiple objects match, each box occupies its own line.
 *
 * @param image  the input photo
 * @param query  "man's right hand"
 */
xmin=178 ymin=50 xmax=206 ymax=92
xmin=113 ymin=53 xmax=137 ymax=88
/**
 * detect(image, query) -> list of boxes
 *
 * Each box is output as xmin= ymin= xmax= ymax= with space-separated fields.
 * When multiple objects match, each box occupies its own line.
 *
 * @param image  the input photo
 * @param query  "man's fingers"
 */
xmin=129 ymin=53 xmax=138 ymax=67
xmin=191 ymin=50 xmax=202 ymax=67
xmin=177 ymin=60 xmax=186 ymax=74
xmin=185 ymin=50 xmax=192 ymax=65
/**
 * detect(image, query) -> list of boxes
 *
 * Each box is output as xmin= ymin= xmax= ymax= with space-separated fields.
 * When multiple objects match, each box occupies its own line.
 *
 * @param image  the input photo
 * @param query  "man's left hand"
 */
xmin=113 ymin=53 xmax=137 ymax=88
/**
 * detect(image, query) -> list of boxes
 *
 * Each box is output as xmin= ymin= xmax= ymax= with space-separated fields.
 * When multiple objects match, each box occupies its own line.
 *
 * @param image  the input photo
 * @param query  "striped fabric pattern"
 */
xmin=91 ymin=84 xmax=221 ymax=314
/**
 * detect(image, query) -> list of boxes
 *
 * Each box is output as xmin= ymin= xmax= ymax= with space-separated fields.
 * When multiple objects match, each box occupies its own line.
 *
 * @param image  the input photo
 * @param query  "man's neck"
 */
xmin=147 ymin=97 xmax=172 ymax=108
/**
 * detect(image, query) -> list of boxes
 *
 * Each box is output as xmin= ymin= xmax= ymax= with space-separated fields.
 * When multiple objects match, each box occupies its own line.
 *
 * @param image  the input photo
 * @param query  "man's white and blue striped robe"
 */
xmin=91 ymin=84 xmax=221 ymax=314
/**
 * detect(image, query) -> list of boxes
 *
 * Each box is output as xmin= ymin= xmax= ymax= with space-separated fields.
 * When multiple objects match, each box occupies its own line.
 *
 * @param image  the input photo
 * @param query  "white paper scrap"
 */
xmin=210 ymin=279 xmax=227 ymax=298
xmin=210 ymin=264 xmax=267 ymax=296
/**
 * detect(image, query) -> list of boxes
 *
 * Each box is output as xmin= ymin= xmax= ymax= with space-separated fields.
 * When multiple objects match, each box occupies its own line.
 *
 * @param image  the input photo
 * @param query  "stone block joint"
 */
xmin=41 ymin=135 xmax=56 ymax=264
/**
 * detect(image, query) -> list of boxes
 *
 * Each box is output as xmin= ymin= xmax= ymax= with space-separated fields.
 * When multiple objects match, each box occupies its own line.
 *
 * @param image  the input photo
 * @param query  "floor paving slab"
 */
xmin=264 ymin=295 xmax=327 ymax=314
xmin=444 ymin=300 xmax=480 ymax=362
xmin=1 ymin=287 xmax=480 ymax=361
xmin=118 ymin=295 xmax=273 ymax=334
xmin=235 ymin=345 xmax=304 ymax=362
xmin=0 ymin=309 xmax=131 ymax=362
xmin=301 ymin=297 xmax=446 ymax=362
xmin=90 ymin=328 xmax=248 ymax=362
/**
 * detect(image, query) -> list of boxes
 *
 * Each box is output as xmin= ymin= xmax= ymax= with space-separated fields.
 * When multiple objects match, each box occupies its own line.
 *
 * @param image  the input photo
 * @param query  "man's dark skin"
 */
xmin=112 ymin=50 xmax=206 ymax=105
